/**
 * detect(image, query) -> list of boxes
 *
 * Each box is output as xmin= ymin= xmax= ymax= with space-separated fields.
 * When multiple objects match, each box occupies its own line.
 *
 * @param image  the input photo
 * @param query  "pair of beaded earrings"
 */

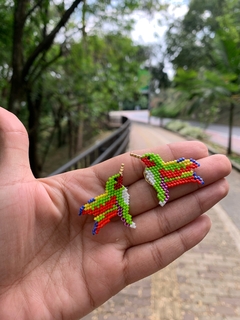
xmin=79 ymin=152 xmax=204 ymax=235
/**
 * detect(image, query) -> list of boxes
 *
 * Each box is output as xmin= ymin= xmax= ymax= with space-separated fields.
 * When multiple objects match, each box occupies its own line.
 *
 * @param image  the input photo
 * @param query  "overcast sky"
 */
xmin=131 ymin=3 xmax=188 ymax=43
xmin=131 ymin=2 xmax=189 ymax=78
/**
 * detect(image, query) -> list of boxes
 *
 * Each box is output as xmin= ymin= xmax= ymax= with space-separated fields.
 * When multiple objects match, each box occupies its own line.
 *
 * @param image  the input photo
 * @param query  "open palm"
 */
xmin=0 ymin=108 xmax=231 ymax=319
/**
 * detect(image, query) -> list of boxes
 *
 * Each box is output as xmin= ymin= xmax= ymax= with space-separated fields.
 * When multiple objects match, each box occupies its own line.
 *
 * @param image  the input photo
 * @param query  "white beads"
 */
xmin=144 ymin=169 xmax=155 ymax=186
xmin=122 ymin=188 xmax=130 ymax=205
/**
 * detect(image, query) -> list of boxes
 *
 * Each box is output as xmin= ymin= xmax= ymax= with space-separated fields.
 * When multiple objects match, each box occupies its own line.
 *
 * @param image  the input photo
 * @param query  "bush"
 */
xmin=179 ymin=126 xmax=209 ymax=140
xmin=165 ymin=120 xmax=189 ymax=132
xmin=165 ymin=120 xmax=209 ymax=141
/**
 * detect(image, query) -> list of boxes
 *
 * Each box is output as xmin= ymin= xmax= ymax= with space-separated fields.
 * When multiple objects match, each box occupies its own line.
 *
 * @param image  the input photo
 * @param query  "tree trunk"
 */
xmin=9 ymin=0 xmax=83 ymax=112
xmin=8 ymin=0 xmax=84 ymax=176
xmin=75 ymin=104 xmax=84 ymax=152
xmin=27 ymin=87 xmax=42 ymax=177
xmin=22 ymin=0 xmax=83 ymax=80
xmin=56 ymin=118 xmax=63 ymax=148
xmin=227 ymin=102 xmax=234 ymax=155
xmin=8 ymin=0 xmax=29 ymax=112
xmin=67 ymin=114 xmax=74 ymax=159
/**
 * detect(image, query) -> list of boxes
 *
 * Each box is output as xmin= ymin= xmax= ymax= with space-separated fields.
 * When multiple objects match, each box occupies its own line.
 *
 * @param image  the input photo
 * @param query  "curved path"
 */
xmin=83 ymin=122 xmax=240 ymax=320
xmin=111 ymin=110 xmax=240 ymax=155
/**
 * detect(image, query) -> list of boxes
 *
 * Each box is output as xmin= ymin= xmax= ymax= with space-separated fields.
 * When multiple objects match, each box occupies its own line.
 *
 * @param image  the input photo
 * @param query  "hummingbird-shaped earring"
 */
xmin=79 ymin=164 xmax=136 ymax=235
xmin=130 ymin=152 xmax=204 ymax=207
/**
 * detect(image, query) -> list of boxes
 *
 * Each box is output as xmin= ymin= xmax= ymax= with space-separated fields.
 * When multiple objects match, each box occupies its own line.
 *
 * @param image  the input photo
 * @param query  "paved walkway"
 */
xmin=82 ymin=122 xmax=240 ymax=320
xmin=110 ymin=110 xmax=240 ymax=155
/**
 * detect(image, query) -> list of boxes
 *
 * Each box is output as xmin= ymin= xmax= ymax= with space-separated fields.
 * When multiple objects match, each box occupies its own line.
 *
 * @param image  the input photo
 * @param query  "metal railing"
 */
xmin=49 ymin=116 xmax=131 ymax=176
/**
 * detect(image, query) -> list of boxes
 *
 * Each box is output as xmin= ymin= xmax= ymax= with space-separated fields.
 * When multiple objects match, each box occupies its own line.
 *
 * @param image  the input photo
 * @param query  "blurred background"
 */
xmin=1 ymin=0 xmax=239 ymax=177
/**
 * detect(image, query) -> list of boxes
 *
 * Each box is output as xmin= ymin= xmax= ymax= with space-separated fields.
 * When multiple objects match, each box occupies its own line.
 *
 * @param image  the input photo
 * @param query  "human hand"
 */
xmin=0 ymin=107 xmax=231 ymax=319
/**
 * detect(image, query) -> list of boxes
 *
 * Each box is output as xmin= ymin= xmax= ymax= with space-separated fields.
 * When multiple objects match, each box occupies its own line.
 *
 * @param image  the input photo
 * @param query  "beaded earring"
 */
xmin=79 ymin=163 xmax=136 ymax=235
xmin=130 ymin=152 xmax=204 ymax=207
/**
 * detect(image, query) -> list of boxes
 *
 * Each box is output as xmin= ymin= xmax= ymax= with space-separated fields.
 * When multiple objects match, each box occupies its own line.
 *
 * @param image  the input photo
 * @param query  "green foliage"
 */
xmin=174 ymin=68 xmax=239 ymax=99
xmin=0 ymin=0 xmax=13 ymax=53
xmin=37 ymin=30 xmax=149 ymax=169
xmin=138 ymin=69 xmax=151 ymax=92
xmin=165 ymin=0 xmax=240 ymax=154
xmin=172 ymin=68 xmax=240 ymax=126
xmin=2 ymin=0 xmax=164 ymax=176
xmin=178 ymin=126 xmax=209 ymax=140
xmin=46 ymin=32 xmax=147 ymax=114
xmin=166 ymin=0 xmax=228 ymax=70
xmin=165 ymin=120 xmax=190 ymax=132
xmin=216 ymin=0 xmax=240 ymax=43
xmin=0 ymin=0 xmax=13 ymax=106
xmin=151 ymin=89 xmax=188 ymax=119
xmin=150 ymin=63 xmax=171 ymax=91
xmin=229 ymin=154 xmax=240 ymax=165
xmin=151 ymin=102 xmax=179 ymax=118
xmin=165 ymin=120 xmax=209 ymax=141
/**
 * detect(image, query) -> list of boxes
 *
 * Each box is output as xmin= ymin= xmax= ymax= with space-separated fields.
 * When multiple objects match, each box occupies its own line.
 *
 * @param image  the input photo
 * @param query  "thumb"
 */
xmin=0 ymin=107 xmax=33 ymax=180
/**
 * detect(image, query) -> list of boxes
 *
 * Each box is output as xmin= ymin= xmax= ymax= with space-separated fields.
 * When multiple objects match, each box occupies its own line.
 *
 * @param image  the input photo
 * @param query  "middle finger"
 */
xmin=124 ymin=177 xmax=228 ymax=247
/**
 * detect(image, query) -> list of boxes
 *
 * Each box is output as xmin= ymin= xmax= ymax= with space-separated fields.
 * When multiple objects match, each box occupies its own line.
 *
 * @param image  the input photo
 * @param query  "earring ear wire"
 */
xmin=130 ymin=152 xmax=141 ymax=159
xmin=119 ymin=163 xmax=124 ymax=175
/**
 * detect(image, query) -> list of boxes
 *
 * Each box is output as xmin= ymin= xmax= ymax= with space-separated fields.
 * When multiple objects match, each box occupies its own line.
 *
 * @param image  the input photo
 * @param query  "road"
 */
xmin=82 ymin=122 xmax=240 ymax=320
xmin=110 ymin=110 xmax=240 ymax=155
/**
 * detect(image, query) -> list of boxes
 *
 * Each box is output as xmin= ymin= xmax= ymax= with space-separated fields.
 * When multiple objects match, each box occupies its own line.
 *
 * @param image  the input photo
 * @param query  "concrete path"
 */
xmin=82 ymin=122 xmax=240 ymax=320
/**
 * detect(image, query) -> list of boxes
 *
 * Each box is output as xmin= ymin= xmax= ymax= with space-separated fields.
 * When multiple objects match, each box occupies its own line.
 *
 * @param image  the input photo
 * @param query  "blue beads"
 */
xmin=92 ymin=221 xmax=98 ymax=235
xmin=88 ymin=198 xmax=95 ymax=203
xmin=193 ymin=172 xmax=204 ymax=184
xmin=177 ymin=157 xmax=185 ymax=163
xmin=190 ymin=158 xmax=200 ymax=167
xmin=79 ymin=205 xmax=85 ymax=216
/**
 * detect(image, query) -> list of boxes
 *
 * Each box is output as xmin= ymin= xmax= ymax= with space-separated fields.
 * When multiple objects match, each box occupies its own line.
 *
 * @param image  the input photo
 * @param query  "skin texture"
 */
xmin=0 ymin=107 xmax=231 ymax=319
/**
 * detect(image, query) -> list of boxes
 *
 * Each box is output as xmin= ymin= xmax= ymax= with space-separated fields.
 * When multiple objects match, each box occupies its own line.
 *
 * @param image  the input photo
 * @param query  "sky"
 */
xmin=131 ymin=4 xmax=188 ymax=44
xmin=71 ymin=0 xmax=189 ymax=78
xmin=130 ymin=2 xmax=189 ymax=78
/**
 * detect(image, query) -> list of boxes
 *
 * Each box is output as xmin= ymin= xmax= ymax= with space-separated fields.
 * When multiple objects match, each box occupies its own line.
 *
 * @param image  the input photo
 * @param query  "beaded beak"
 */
xmin=79 ymin=163 xmax=136 ymax=235
xmin=130 ymin=152 xmax=204 ymax=207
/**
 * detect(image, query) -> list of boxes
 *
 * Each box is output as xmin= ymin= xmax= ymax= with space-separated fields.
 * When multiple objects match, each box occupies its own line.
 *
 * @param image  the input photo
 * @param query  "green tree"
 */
xmin=165 ymin=0 xmax=240 ymax=154
xmin=207 ymin=12 xmax=240 ymax=155
xmin=165 ymin=0 xmax=240 ymax=70
xmin=0 ymin=0 xmax=13 ymax=106
xmin=40 ymin=33 xmax=148 ymax=166
xmin=174 ymin=68 xmax=238 ymax=124
xmin=5 ymin=0 xmax=163 ymax=177
xmin=7 ymin=0 xmax=84 ymax=176
xmin=149 ymin=62 xmax=171 ymax=126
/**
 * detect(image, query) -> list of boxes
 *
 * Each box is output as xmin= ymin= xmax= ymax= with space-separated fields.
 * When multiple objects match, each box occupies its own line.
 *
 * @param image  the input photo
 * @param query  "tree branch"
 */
xmin=30 ymin=47 xmax=63 ymax=84
xmin=22 ymin=0 xmax=83 ymax=81
xmin=25 ymin=0 xmax=44 ymax=22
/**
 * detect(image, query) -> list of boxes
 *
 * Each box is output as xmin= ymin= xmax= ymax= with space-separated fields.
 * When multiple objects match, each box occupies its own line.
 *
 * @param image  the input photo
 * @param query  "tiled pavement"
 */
xmin=82 ymin=122 xmax=240 ymax=320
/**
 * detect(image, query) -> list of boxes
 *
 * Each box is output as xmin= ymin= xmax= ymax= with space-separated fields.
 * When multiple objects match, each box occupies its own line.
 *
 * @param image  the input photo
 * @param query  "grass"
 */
xmin=229 ymin=154 xmax=240 ymax=165
xmin=200 ymin=139 xmax=240 ymax=167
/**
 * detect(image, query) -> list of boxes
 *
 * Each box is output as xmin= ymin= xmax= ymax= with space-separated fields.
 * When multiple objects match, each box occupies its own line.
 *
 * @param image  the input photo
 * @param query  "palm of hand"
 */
xmin=0 ymin=157 xmax=128 ymax=319
xmin=0 ymin=108 xmax=231 ymax=319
